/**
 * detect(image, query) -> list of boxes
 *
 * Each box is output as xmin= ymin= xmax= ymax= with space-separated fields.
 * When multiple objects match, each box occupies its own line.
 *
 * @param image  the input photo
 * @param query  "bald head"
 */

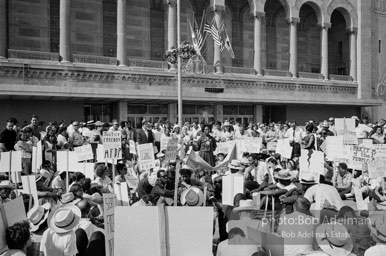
xmin=76 ymin=199 xmax=90 ymax=217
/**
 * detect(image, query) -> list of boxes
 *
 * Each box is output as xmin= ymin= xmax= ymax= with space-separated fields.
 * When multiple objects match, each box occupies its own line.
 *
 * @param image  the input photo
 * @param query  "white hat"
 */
xmin=180 ymin=186 xmax=204 ymax=207
xmin=47 ymin=204 xmax=81 ymax=234
xmin=351 ymin=116 xmax=359 ymax=121
xmin=368 ymin=211 xmax=386 ymax=243
xmin=233 ymin=199 xmax=257 ymax=212
xmin=60 ymin=192 xmax=75 ymax=204
xmin=228 ymin=160 xmax=244 ymax=170
xmin=315 ymin=223 xmax=353 ymax=256
xmin=27 ymin=203 xmax=51 ymax=232
xmin=0 ymin=180 xmax=16 ymax=190
xmin=156 ymin=152 xmax=165 ymax=158
xmin=274 ymin=169 xmax=296 ymax=180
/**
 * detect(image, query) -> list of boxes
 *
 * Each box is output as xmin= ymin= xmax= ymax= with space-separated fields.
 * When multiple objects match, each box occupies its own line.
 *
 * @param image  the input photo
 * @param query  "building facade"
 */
xmin=0 ymin=0 xmax=385 ymax=126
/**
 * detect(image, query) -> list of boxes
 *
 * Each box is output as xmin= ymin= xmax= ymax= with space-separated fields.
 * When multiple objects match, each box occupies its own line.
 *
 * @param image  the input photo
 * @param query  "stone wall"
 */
xmin=8 ymin=0 xmax=50 ymax=51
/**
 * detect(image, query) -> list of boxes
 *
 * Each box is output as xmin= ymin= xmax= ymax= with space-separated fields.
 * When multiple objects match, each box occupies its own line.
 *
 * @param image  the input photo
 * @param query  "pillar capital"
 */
xmin=164 ymin=0 xmax=177 ymax=8
xmin=211 ymin=5 xmax=226 ymax=13
xmin=319 ymin=22 xmax=331 ymax=29
xmin=287 ymin=17 xmax=300 ymax=25
xmin=251 ymin=11 xmax=265 ymax=19
xmin=347 ymin=27 xmax=358 ymax=35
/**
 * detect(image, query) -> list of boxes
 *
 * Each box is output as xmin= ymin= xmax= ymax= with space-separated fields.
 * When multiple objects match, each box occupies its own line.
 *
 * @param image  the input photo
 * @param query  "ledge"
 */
xmin=263 ymin=69 xmax=291 ymax=77
xmin=298 ymin=72 xmax=323 ymax=80
xmin=330 ymin=74 xmax=353 ymax=82
xmin=8 ymin=49 xmax=59 ymax=62
xmin=72 ymin=54 xmax=117 ymax=65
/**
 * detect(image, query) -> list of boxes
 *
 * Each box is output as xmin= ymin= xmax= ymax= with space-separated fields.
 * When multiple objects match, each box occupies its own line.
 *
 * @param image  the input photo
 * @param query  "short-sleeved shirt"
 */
xmin=355 ymin=124 xmax=372 ymax=139
xmin=39 ymin=228 xmax=78 ymax=256
xmin=335 ymin=172 xmax=353 ymax=188
xmin=250 ymin=162 xmax=268 ymax=185
xmin=304 ymin=183 xmax=345 ymax=211
xmin=0 ymin=129 xmax=17 ymax=151
xmin=68 ymin=131 xmax=84 ymax=147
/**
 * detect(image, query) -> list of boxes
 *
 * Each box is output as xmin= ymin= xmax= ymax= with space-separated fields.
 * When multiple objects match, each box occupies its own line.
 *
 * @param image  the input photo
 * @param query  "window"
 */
xmin=338 ymin=68 xmax=346 ymax=75
xmin=338 ymin=41 xmax=343 ymax=57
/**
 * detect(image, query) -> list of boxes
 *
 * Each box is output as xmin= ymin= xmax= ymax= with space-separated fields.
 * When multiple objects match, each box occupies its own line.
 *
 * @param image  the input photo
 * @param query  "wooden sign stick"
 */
xmin=112 ymin=159 xmax=116 ymax=194
xmin=203 ymin=186 xmax=207 ymax=207
xmin=8 ymin=151 xmax=12 ymax=182
xmin=173 ymin=162 xmax=180 ymax=206
xmin=66 ymin=150 xmax=69 ymax=192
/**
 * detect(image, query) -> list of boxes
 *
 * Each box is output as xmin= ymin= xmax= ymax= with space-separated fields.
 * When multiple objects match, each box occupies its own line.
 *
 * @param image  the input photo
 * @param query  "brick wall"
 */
xmin=8 ymin=0 xmax=50 ymax=51
xmin=71 ymin=0 xmax=103 ymax=56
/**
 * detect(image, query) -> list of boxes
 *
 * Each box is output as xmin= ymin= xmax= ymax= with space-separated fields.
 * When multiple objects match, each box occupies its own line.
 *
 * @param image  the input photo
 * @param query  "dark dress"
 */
xmin=197 ymin=134 xmax=217 ymax=167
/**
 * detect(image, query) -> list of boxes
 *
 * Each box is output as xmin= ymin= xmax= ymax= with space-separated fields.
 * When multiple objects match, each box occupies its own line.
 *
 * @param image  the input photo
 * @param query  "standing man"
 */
xmin=0 ymin=119 xmax=17 ymax=152
xmin=24 ymin=114 xmax=43 ymax=140
xmin=285 ymin=121 xmax=304 ymax=157
xmin=152 ymin=122 xmax=162 ymax=152
xmin=136 ymin=120 xmax=154 ymax=145
xmin=68 ymin=121 xmax=84 ymax=149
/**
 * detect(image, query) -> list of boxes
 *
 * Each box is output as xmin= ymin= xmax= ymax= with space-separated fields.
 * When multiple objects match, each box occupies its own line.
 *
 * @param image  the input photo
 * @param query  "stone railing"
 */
xmin=262 ymin=69 xmax=292 ymax=77
xmin=8 ymin=49 xmax=59 ymax=62
xmin=72 ymin=54 xmax=117 ymax=65
xmin=204 ymin=65 xmax=215 ymax=74
xmin=224 ymin=66 xmax=255 ymax=75
xmin=298 ymin=72 xmax=324 ymax=80
xmin=129 ymin=59 xmax=168 ymax=70
xmin=330 ymin=74 xmax=353 ymax=82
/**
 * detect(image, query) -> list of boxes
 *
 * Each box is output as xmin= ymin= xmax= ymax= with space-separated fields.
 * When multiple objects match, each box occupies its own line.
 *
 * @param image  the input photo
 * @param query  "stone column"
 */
xmin=320 ymin=22 xmax=331 ymax=80
xmin=213 ymin=5 xmax=225 ymax=74
xmin=117 ymin=0 xmax=127 ymax=67
xmin=59 ymin=0 xmax=71 ymax=63
xmin=288 ymin=17 xmax=300 ymax=78
xmin=253 ymin=11 xmax=265 ymax=76
xmin=166 ymin=0 xmax=177 ymax=49
xmin=0 ymin=0 xmax=6 ymax=60
xmin=348 ymin=27 xmax=358 ymax=82
xmin=168 ymin=103 xmax=177 ymax=124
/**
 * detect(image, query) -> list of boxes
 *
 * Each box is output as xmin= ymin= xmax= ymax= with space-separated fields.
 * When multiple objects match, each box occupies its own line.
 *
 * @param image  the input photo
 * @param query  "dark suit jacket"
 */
xmin=136 ymin=128 xmax=154 ymax=144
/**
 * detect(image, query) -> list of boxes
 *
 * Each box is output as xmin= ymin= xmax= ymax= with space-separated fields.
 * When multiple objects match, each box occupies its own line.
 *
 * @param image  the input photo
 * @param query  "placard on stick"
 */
xmin=299 ymin=150 xmax=323 ymax=183
xmin=165 ymin=138 xmax=178 ymax=161
xmin=74 ymin=144 xmax=94 ymax=162
xmin=222 ymin=175 xmax=244 ymax=206
xmin=32 ymin=141 xmax=43 ymax=173
xmin=103 ymin=194 xmax=116 ymax=256
xmin=21 ymin=175 xmax=38 ymax=208
xmin=114 ymin=182 xmax=129 ymax=206
xmin=102 ymin=131 xmax=122 ymax=160
xmin=137 ymin=143 xmax=155 ymax=170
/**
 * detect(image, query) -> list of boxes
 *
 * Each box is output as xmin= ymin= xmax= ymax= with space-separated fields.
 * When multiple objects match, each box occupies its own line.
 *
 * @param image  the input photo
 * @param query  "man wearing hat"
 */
xmin=0 ymin=180 xmax=16 ymax=204
xmin=320 ymin=120 xmax=335 ymax=137
xmin=180 ymin=186 xmax=204 ymax=207
xmin=39 ymin=204 xmax=81 ymax=255
xmin=28 ymin=203 xmax=51 ymax=232
xmin=179 ymin=165 xmax=204 ymax=190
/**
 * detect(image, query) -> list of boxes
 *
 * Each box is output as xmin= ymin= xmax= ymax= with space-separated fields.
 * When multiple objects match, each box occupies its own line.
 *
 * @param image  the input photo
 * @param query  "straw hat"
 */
xmin=27 ymin=203 xmax=51 ymax=232
xmin=228 ymin=160 xmax=244 ymax=170
xmin=315 ymin=223 xmax=353 ymax=256
xmin=0 ymin=180 xmax=16 ymax=190
xmin=156 ymin=152 xmax=165 ymax=158
xmin=368 ymin=211 xmax=386 ymax=243
xmin=274 ymin=169 xmax=296 ymax=180
xmin=180 ymin=186 xmax=204 ymax=207
xmin=47 ymin=204 xmax=81 ymax=234
xmin=94 ymin=121 xmax=105 ymax=127
xmin=60 ymin=192 xmax=75 ymax=204
xmin=239 ymin=157 xmax=253 ymax=166
xmin=232 ymin=199 xmax=256 ymax=212
xmin=222 ymin=121 xmax=231 ymax=127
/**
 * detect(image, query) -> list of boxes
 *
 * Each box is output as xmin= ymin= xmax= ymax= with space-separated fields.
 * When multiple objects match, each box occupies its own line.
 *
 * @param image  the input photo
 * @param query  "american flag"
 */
xmin=204 ymin=20 xmax=221 ymax=47
xmin=194 ymin=19 xmax=204 ymax=50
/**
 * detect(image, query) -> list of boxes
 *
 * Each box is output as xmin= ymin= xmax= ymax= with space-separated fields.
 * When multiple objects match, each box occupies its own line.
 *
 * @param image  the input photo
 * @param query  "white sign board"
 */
xmin=137 ymin=143 xmax=155 ymax=171
xmin=21 ymin=175 xmax=38 ymax=207
xmin=276 ymin=139 xmax=293 ymax=159
xmin=114 ymin=182 xmax=129 ymax=206
xmin=102 ymin=131 xmax=122 ymax=160
xmin=165 ymin=138 xmax=178 ymax=161
xmin=222 ymin=175 xmax=244 ymax=206
xmin=74 ymin=144 xmax=94 ymax=162
xmin=299 ymin=150 xmax=324 ymax=183
xmin=103 ymin=194 xmax=116 ymax=256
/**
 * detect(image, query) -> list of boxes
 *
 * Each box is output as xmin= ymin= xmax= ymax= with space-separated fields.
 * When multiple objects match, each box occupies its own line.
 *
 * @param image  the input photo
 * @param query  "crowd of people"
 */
xmin=0 ymin=114 xmax=386 ymax=256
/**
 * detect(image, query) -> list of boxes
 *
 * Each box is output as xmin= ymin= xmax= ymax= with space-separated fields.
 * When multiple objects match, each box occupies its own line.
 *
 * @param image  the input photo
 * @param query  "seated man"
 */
xmin=369 ymin=176 xmax=386 ymax=203
xmin=334 ymin=163 xmax=353 ymax=200
xmin=150 ymin=169 xmax=174 ymax=205
xmin=244 ymin=154 xmax=269 ymax=193
xmin=216 ymin=227 xmax=259 ymax=256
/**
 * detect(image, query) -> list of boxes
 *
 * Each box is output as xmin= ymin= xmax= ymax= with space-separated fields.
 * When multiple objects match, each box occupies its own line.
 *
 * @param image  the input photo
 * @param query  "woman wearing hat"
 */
xmin=221 ymin=121 xmax=234 ymax=141
xmin=196 ymin=125 xmax=217 ymax=167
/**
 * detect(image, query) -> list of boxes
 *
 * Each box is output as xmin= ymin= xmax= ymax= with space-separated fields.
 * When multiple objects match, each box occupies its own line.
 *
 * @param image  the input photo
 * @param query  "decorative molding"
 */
xmin=374 ymin=0 xmax=386 ymax=15
xmin=128 ymin=59 xmax=168 ymax=70
xmin=8 ymin=49 xmax=59 ymax=62
xmin=318 ymin=22 xmax=331 ymax=29
xmin=0 ymin=64 xmax=358 ymax=96
xmin=287 ymin=17 xmax=300 ymax=25
xmin=165 ymin=0 xmax=177 ymax=8
xmin=213 ymin=5 xmax=226 ymax=14
xmin=298 ymin=72 xmax=324 ymax=80
xmin=330 ymin=74 xmax=353 ymax=82
xmin=346 ymin=27 xmax=358 ymax=35
xmin=72 ymin=54 xmax=117 ymax=65
xmin=263 ymin=69 xmax=292 ymax=77
xmin=224 ymin=66 xmax=255 ymax=75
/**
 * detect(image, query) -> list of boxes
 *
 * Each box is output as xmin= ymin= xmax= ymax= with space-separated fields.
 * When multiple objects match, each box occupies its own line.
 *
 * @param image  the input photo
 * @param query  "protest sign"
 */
xmin=129 ymin=140 xmax=136 ymax=155
xmin=165 ymin=138 xmax=178 ymax=161
xmin=124 ymin=173 xmax=139 ymax=190
xmin=160 ymin=136 xmax=171 ymax=151
xmin=96 ymin=145 xmax=114 ymax=164
xmin=0 ymin=152 xmax=11 ymax=173
xmin=80 ymin=163 xmax=95 ymax=179
xmin=354 ymin=187 xmax=368 ymax=211
xmin=214 ymin=141 xmax=235 ymax=155
xmin=102 ymin=131 xmax=122 ymax=160
xmin=359 ymin=139 xmax=373 ymax=147
xmin=299 ymin=150 xmax=324 ymax=183
xmin=137 ymin=143 xmax=155 ymax=170
xmin=222 ymin=175 xmax=244 ymax=206
xmin=351 ymin=145 xmax=374 ymax=163
xmin=276 ymin=139 xmax=292 ymax=159
xmin=114 ymin=206 xmax=213 ymax=256
xmin=368 ymin=159 xmax=386 ymax=179
xmin=374 ymin=144 xmax=386 ymax=160
xmin=103 ymin=194 xmax=116 ymax=256
xmin=10 ymin=151 xmax=22 ymax=184
xmin=74 ymin=144 xmax=94 ymax=162
xmin=114 ymin=182 xmax=129 ymax=206
xmin=242 ymin=137 xmax=262 ymax=154
xmin=325 ymin=136 xmax=344 ymax=161
xmin=32 ymin=141 xmax=43 ymax=173
xmin=335 ymin=118 xmax=358 ymax=145
xmin=21 ymin=175 xmax=38 ymax=208
xmin=0 ymin=197 xmax=26 ymax=229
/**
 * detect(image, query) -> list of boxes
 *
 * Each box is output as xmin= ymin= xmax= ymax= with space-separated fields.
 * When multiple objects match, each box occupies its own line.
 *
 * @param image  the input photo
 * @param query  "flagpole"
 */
xmin=177 ymin=0 xmax=182 ymax=128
